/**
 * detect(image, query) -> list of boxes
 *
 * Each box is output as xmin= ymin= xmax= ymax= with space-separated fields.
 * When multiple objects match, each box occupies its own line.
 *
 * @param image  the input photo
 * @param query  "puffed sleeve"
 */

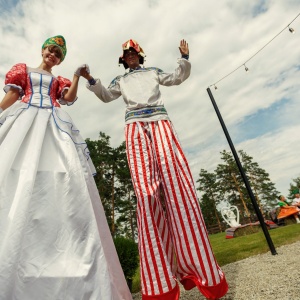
xmin=57 ymin=76 xmax=78 ymax=106
xmin=157 ymin=58 xmax=191 ymax=86
xmin=4 ymin=63 xmax=27 ymax=99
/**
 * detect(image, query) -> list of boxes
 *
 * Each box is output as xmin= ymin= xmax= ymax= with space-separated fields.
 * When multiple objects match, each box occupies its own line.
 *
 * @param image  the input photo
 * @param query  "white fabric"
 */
xmin=0 ymin=106 xmax=132 ymax=298
xmin=28 ymin=71 xmax=57 ymax=107
xmin=26 ymin=67 xmax=78 ymax=106
xmin=3 ymin=84 xmax=24 ymax=99
xmin=57 ymin=86 xmax=78 ymax=106
xmin=86 ymin=58 xmax=191 ymax=124
xmin=292 ymin=197 xmax=300 ymax=206
xmin=74 ymin=63 xmax=90 ymax=77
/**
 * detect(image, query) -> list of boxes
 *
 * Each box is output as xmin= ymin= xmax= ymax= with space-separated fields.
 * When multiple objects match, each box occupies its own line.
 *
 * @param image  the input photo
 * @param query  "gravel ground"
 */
xmin=132 ymin=241 xmax=300 ymax=300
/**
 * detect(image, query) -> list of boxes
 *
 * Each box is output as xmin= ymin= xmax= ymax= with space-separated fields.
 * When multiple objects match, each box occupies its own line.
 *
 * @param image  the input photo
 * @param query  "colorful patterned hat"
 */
xmin=119 ymin=39 xmax=146 ymax=69
xmin=42 ymin=35 xmax=67 ymax=61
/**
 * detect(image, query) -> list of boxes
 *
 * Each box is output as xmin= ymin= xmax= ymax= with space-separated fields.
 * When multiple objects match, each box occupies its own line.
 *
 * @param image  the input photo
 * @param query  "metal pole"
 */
xmin=206 ymin=87 xmax=277 ymax=255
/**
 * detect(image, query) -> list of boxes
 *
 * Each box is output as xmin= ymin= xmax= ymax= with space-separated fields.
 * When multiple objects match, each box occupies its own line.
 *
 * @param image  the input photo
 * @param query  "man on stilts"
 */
xmin=84 ymin=39 xmax=228 ymax=300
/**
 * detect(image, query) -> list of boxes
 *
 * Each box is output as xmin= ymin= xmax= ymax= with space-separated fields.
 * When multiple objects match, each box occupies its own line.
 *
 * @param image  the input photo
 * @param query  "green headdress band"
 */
xmin=292 ymin=188 xmax=300 ymax=195
xmin=42 ymin=35 xmax=67 ymax=61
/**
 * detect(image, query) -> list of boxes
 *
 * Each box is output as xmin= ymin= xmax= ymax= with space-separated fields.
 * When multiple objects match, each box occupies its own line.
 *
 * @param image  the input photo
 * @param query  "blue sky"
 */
xmin=0 ymin=0 xmax=299 ymax=198
xmin=0 ymin=0 xmax=19 ymax=11
xmin=235 ymin=97 xmax=291 ymax=142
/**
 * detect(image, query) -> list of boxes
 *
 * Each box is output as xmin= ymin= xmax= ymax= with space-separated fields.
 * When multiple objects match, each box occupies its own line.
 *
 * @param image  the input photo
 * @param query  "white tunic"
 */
xmin=86 ymin=58 xmax=191 ymax=124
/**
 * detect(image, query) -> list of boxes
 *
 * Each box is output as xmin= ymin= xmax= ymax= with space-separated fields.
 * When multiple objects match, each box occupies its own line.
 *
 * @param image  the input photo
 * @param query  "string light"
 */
xmin=289 ymin=26 xmax=295 ymax=33
xmin=209 ymin=12 xmax=300 ymax=88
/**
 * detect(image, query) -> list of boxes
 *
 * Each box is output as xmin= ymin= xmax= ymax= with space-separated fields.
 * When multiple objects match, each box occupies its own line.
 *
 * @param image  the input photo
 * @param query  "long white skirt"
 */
xmin=0 ymin=103 xmax=132 ymax=300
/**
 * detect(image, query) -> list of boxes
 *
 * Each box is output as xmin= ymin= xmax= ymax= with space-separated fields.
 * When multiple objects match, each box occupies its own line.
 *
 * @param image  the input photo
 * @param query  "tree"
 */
xmin=288 ymin=176 xmax=300 ymax=200
xmin=114 ymin=142 xmax=138 ymax=240
xmin=86 ymin=132 xmax=137 ymax=239
xmin=197 ymin=169 xmax=223 ymax=230
xmin=198 ymin=149 xmax=279 ymax=226
xmin=86 ymin=132 xmax=114 ymax=224
xmin=239 ymin=150 xmax=279 ymax=215
xmin=113 ymin=236 xmax=139 ymax=292
xmin=215 ymin=150 xmax=251 ymax=223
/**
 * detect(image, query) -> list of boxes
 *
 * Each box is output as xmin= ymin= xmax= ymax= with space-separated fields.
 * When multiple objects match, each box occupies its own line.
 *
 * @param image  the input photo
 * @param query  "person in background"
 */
xmin=291 ymin=189 xmax=300 ymax=209
xmin=0 ymin=35 xmax=132 ymax=300
xmin=277 ymin=195 xmax=300 ymax=224
xmin=83 ymin=39 xmax=228 ymax=300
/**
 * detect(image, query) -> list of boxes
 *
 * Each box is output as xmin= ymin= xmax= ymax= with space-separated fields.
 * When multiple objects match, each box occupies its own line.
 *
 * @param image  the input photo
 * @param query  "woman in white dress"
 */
xmin=0 ymin=35 xmax=132 ymax=300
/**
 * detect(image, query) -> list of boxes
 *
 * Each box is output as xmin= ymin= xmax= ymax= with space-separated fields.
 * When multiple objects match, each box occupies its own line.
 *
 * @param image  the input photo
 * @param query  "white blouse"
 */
xmin=86 ymin=58 xmax=191 ymax=124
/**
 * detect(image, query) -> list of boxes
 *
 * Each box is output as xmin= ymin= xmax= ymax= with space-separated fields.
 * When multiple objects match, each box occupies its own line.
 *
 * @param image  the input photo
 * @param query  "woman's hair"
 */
xmin=44 ymin=45 xmax=63 ymax=60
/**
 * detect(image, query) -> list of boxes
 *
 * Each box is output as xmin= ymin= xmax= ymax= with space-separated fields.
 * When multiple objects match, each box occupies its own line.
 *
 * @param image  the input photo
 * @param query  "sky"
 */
xmin=0 ymin=0 xmax=299 ymax=200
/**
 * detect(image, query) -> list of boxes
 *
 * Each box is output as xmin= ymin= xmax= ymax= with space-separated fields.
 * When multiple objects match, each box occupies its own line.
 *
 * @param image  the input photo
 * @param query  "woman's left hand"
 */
xmin=74 ymin=64 xmax=90 ymax=77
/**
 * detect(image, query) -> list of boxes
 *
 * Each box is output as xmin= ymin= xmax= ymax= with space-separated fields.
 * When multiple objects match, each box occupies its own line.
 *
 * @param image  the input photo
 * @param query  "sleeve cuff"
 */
xmin=88 ymin=78 xmax=96 ymax=85
xmin=3 ymin=84 xmax=24 ymax=99
xmin=58 ymin=87 xmax=78 ymax=106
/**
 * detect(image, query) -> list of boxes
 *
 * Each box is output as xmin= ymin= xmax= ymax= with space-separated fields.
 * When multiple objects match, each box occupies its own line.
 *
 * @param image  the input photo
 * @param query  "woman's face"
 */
xmin=42 ymin=46 xmax=62 ymax=67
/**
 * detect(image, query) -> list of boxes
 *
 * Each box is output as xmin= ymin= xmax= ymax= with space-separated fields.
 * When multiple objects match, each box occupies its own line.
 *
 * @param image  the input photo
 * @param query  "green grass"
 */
xmin=209 ymin=223 xmax=300 ymax=266
xmin=131 ymin=224 xmax=300 ymax=293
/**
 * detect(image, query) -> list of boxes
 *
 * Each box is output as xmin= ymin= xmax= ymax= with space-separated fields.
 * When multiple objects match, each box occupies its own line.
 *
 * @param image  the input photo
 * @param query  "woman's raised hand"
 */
xmin=74 ymin=64 xmax=90 ymax=78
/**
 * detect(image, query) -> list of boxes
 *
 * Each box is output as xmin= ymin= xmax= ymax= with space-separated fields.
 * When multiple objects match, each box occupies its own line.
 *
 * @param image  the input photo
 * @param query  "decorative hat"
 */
xmin=42 ymin=35 xmax=67 ymax=61
xmin=292 ymin=188 xmax=300 ymax=195
xmin=119 ymin=39 xmax=146 ymax=69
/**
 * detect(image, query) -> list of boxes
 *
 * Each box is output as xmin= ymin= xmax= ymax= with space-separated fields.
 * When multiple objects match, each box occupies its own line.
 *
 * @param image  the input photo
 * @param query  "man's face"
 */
xmin=123 ymin=49 xmax=140 ymax=69
xmin=295 ymin=193 xmax=300 ymax=198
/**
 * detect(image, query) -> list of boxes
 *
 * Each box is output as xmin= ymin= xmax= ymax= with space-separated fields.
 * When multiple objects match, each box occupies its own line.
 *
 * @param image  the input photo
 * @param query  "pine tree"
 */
xmin=215 ymin=150 xmax=251 ymax=223
xmin=86 ymin=133 xmax=137 ymax=239
xmin=200 ymin=149 xmax=279 ymax=226
xmin=86 ymin=132 xmax=114 ymax=226
xmin=114 ymin=142 xmax=137 ymax=240
xmin=197 ymin=169 xmax=223 ymax=230
xmin=288 ymin=176 xmax=300 ymax=200
xmin=239 ymin=150 xmax=279 ymax=216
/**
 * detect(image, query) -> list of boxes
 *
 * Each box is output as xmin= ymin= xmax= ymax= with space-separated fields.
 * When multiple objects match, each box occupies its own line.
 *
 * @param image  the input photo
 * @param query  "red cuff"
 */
xmin=142 ymin=283 xmax=180 ymax=300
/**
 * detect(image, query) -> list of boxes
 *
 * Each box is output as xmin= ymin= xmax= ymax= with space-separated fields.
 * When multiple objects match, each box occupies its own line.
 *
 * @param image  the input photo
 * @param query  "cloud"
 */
xmin=0 ymin=0 xmax=299 ymax=198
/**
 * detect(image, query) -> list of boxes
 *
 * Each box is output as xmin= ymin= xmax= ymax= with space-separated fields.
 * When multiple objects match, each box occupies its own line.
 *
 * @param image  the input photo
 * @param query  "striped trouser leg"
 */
xmin=125 ymin=120 xmax=228 ymax=300
xmin=125 ymin=121 xmax=179 ymax=300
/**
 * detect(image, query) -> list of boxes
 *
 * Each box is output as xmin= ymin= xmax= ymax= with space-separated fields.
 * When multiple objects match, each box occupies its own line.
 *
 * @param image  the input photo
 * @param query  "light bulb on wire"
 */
xmin=288 ymin=26 xmax=295 ymax=33
xmin=208 ymin=13 xmax=300 ymax=88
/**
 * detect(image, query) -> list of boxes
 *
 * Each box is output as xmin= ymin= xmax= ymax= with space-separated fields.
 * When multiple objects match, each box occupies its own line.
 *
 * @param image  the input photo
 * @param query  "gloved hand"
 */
xmin=74 ymin=64 xmax=90 ymax=77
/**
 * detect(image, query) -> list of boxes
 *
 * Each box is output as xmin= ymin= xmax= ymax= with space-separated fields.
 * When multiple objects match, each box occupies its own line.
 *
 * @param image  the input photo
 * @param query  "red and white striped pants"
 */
xmin=125 ymin=120 xmax=228 ymax=300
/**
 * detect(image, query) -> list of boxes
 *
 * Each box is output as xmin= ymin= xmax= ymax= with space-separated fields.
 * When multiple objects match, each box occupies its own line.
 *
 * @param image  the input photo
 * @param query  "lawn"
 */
xmin=131 ymin=223 xmax=300 ymax=293
xmin=209 ymin=223 xmax=300 ymax=266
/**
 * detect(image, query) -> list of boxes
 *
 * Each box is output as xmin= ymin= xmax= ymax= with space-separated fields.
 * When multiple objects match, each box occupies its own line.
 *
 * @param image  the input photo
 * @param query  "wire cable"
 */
xmin=209 ymin=12 xmax=300 ymax=88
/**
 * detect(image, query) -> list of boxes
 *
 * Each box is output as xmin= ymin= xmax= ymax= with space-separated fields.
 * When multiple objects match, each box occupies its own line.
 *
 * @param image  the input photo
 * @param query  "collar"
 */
xmin=129 ymin=66 xmax=143 ymax=73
